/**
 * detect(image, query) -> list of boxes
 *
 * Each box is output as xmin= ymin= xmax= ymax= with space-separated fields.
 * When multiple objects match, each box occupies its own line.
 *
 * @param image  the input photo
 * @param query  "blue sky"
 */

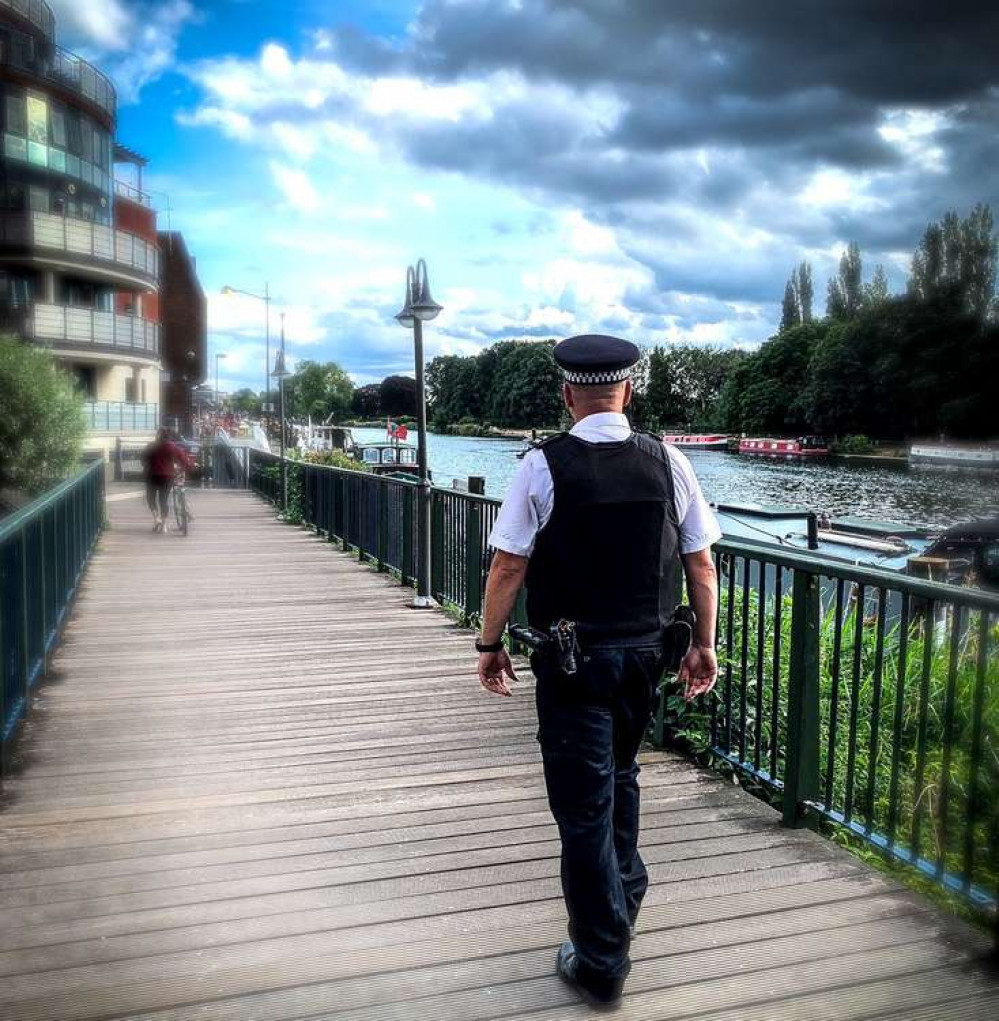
xmin=52 ymin=1 xmax=999 ymax=395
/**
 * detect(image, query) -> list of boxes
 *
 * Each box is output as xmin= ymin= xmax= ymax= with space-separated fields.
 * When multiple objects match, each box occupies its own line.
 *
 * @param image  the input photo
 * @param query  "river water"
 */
xmin=351 ymin=427 xmax=999 ymax=530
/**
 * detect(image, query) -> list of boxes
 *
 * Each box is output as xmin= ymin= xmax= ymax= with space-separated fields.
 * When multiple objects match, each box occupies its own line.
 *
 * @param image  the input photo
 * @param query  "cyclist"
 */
xmin=141 ymin=428 xmax=195 ymax=533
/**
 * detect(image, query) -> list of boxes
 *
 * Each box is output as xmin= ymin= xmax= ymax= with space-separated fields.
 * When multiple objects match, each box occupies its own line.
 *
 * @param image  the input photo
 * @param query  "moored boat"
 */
xmin=662 ymin=433 xmax=730 ymax=450
xmin=739 ymin=435 xmax=829 ymax=458
xmin=909 ymin=443 xmax=999 ymax=470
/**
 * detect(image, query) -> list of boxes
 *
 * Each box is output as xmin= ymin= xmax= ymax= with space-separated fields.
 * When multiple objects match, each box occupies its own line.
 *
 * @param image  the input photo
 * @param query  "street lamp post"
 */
xmin=214 ymin=351 xmax=227 ymax=409
xmin=271 ymin=312 xmax=291 ymax=512
xmin=221 ymin=283 xmax=271 ymax=412
xmin=394 ymin=259 xmax=443 ymax=609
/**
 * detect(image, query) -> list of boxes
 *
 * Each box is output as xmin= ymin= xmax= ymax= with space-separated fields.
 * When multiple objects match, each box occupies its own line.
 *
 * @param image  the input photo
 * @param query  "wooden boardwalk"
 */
xmin=1 ymin=487 xmax=996 ymax=1021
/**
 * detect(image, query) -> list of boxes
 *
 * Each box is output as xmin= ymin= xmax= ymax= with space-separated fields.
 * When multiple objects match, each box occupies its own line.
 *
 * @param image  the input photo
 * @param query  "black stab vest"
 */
xmin=525 ymin=431 xmax=681 ymax=641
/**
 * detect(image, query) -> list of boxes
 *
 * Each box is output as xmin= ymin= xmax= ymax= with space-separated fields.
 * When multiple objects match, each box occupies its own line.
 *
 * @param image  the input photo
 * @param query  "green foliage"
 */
xmin=721 ymin=323 xmax=822 ymax=434
xmin=230 ymin=388 xmax=262 ymax=416
xmin=427 ymin=340 xmax=564 ymax=430
xmin=0 ymin=335 xmax=86 ymax=498
xmin=351 ymin=383 xmax=381 ymax=419
xmin=380 ymin=375 xmax=417 ymax=417
xmin=780 ymin=278 xmax=801 ymax=333
xmin=831 ymin=434 xmax=875 ymax=455
xmin=826 ymin=241 xmax=864 ymax=320
xmin=909 ymin=204 xmax=997 ymax=322
xmin=298 ymin=448 xmax=369 ymax=471
xmin=645 ymin=344 xmax=745 ymax=431
xmin=284 ymin=361 xmax=354 ymax=422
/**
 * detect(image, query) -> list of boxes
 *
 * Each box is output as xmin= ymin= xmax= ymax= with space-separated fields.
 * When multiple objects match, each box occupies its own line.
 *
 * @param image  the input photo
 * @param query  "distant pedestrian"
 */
xmin=141 ymin=428 xmax=194 ymax=532
xmin=476 ymin=334 xmax=720 ymax=1010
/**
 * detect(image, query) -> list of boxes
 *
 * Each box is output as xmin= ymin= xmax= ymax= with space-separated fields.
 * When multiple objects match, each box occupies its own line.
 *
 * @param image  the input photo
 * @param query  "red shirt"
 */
xmin=144 ymin=440 xmax=194 ymax=480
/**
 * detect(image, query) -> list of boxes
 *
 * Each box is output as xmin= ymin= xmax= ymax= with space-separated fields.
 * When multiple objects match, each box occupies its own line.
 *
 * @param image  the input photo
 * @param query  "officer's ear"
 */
xmin=622 ymin=379 xmax=633 ymax=408
xmin=563 ymin=383 xmax=574 ymax=410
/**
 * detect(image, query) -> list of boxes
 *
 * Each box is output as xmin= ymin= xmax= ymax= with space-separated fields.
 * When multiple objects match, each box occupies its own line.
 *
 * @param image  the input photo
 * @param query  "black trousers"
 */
xmin=146 ymin=477 xmax=171 ymax=519
xmin=533 ymin=643 xmax=664 ymax=998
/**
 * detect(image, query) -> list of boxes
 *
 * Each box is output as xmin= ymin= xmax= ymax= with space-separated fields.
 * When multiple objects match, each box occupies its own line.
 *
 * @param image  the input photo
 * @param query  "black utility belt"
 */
xmin=509 ymin=607 xmax=695 ymax=676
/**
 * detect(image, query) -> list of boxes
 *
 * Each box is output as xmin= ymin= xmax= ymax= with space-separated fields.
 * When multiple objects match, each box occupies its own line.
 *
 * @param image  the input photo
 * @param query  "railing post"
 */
xmin=463 ymin=496 xmax=483 ymax=625
xmin=431 ymin=492 xmax=445 ymax=603
xmin=401 ymin=484 xmax=415 ymax=588
xmin=783 ymin=568 xmax=821 ymax=828
xmin=376 ymin=480 xmax=388 ymax=572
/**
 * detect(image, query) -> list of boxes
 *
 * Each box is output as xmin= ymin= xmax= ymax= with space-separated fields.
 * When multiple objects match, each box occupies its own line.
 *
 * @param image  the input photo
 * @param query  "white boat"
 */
xmin=909 ymin=444 xmax=999 ymax=470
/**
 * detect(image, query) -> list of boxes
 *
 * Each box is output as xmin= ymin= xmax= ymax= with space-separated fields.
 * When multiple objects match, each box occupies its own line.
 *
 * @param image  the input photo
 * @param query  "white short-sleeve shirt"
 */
xmin=488 ymin=412 xmax=722 ymax=558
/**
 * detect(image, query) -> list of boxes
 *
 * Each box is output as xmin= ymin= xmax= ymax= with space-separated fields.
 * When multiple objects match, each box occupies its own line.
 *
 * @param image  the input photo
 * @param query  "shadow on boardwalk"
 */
xmin=0 ymin=487 xmax=996 ymax=1020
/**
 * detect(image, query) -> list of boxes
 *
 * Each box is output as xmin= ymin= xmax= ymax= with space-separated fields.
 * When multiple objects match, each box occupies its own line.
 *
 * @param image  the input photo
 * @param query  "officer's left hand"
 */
xmin=479 ymin=649 xmax=519 ymax=697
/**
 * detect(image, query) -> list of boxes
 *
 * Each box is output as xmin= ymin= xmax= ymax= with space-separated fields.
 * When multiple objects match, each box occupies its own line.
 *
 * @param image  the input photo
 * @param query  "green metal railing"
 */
xmin=249 ymin=451 xmax=998 ymax=925
xmin=1 ymin=460 xmax=105 ymax=777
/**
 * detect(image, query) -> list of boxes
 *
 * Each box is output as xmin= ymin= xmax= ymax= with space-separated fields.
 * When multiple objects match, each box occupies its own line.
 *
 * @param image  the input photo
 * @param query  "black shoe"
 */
xmin=556 ymin=941 xmax=623 ymax=1012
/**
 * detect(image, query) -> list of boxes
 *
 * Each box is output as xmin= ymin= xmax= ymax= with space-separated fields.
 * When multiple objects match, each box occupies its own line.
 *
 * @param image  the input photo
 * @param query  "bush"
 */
xmin=832 ymin=434 xmax=875 ymax=455
xmin=0 ymin=335 xmax=86 ymax=500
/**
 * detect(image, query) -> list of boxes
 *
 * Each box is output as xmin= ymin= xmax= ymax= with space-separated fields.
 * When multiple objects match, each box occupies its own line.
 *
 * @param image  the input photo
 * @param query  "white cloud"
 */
xmin=269 ymin=162 xmax=321 ymax=213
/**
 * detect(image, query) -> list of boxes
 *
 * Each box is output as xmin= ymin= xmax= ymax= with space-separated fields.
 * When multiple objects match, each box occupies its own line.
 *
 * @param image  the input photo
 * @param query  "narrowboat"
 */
xmin=738 ymin=436 xmax=829 ymax=458
xmin=909 ymin=443 xmax=999 ymax=471
xmin=353 ymin=442 xmax=422 ymax=478
xmin=662 ymin=433 xmax=730 ymax=451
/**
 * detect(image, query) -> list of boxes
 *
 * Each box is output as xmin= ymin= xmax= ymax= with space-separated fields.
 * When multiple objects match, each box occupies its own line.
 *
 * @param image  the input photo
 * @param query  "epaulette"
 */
xmin=517 ymin=431 xmax=570 ymax=459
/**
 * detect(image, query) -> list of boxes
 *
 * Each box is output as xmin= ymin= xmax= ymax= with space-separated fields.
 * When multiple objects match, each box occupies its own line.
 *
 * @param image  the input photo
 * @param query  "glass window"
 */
xmin=66 ymin=113 xmax=81 ymax=155
xmin=4 ymin=183 xmax=25 ymax=210
xmin=382 ymin=447 xmax=397 ymax=463
xmin=50 ymin=109 xmax=66 ymax=148
xmin=48 ymin=148 xmax=65 ymax=173
xmin=4 ymin=133 xmax=27 ymax=161
xmin=400 ymin=449 xmax=416 ymax=464
xmin=5 ymin=93 xmax=25 ymax=135
xmin=28 ymin=186 xmax=48 ymax=212
xmin=27 ymin=140 xmax=46 ymax=166
xmin=81 ymin=123 xmax=92 ymax=161
xmin=362 ymin=449 xmax=380 ymax=464
xmin=66 ymin=154 xmax=80 ymax=177
xmin=26 ymin=95 xmax=47 ymax=145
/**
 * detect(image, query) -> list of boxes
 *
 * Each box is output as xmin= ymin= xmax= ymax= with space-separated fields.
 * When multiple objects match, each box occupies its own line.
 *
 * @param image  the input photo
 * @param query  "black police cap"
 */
xmin=553 ymin=334 xmax=640 ymax=385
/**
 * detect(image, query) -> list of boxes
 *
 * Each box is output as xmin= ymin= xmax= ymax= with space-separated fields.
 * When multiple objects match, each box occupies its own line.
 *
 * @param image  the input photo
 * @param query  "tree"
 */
xmin=484 ymin=340 xmax=563 ymax=428
xmin=230 ymin=388 xmax=261 ymax=416
xmin=826 ymin=242 xmax=863 ymax=320
xmin=779 ymin=278 xmax=801 ymax=333
xmin=0 ymin=336 xmax=86 ymax=503
xmin=351 ymin=383 xmax=381 ymax=419
xmin=908 ymin=204 xmax=997 ymax=321
xmin=285 ymin=361 xmax=354 ymax=421
xmin=864 ymin=264 xmax=891 ymax=308
xmin=795 ymin=261 xmax=814 ymax=323
xmin=645 ymin=344 xmax=745 ymax=430
xmin=380 ymin=374 xmax=417 ymax=417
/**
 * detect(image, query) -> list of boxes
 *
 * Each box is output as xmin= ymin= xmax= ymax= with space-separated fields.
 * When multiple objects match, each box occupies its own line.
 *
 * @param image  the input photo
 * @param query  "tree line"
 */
xmin=229 ymin=204 xmax=996 ymax=441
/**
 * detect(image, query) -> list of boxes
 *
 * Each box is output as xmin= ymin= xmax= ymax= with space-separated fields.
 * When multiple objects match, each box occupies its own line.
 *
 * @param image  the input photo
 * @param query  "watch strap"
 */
xmin=475 ymin=639 xmax=505 ymax=653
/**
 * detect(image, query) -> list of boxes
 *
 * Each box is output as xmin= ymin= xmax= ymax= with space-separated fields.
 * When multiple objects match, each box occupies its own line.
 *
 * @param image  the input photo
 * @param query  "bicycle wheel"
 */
xmin=173 ymin=488 xmax=189 ymax=536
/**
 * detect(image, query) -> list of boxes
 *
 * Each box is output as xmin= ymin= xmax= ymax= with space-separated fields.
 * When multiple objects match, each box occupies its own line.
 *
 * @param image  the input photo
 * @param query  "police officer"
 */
xmin=476 ymin=334 xmax=720 ymax=1010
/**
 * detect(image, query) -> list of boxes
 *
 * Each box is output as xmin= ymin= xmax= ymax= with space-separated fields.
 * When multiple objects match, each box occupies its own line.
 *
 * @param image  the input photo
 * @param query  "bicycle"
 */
xmin=169 ymin=474 xmax=192 ymax=536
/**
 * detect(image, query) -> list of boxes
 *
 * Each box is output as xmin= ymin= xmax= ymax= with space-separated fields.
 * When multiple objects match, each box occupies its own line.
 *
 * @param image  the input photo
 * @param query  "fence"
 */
xmin=0 ymin=460 xmax=105 ymax=778
xmin=248 ymin=451 xmax=999 ymax=927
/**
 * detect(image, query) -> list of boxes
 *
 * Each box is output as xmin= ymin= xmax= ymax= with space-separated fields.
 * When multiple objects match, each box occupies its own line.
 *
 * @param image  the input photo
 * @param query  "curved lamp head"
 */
xmin=271 ymin=349 xmax=290 ymax=379
xmin=411 ymin=258 xmax=443 ymax=322
xmin=394 ymin=265 xmax=418 ymax=328
xmin=221 ymin=286 xmax=235 ymax=295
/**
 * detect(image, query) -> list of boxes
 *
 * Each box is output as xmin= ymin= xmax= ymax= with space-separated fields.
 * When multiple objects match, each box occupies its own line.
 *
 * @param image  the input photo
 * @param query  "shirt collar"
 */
xmin=569 ymin=412 xmax=633 ymax=441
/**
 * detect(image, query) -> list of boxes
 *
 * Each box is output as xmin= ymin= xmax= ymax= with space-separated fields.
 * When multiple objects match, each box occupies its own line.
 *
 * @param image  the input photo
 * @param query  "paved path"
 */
xmin=1 ymin=487 xmax=996 ymax=1020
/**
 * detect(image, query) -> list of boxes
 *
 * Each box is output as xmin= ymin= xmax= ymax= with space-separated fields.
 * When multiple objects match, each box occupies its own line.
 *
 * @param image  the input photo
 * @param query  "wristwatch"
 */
xmin=475 ymin=638 xmax=505 ymax=653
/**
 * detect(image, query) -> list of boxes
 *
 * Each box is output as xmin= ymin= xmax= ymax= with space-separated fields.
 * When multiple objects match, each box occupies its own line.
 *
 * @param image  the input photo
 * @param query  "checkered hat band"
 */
xmin=562 ymin=366 xmax=632 ymax=384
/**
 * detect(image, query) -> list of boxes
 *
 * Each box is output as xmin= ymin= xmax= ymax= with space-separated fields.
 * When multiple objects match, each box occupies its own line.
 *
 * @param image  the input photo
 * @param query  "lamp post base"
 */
xmin=411 ymin=595 xmax=437 ymax=609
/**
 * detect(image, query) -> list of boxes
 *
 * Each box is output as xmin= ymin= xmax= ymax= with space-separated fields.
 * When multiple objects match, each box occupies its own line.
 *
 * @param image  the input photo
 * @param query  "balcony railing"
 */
xmin=0 ymin=212 xmax=159 ymax=285
xmin=113 ymin=180 xmax=153 ymax=208
xmin=0 ymin=34 xmax=116 ymax=123
xmin=0 ymin=0 xmax=55 ymax=41
xmin=85 ymin=401 xmax=159 ymax=433
xmin=28 ymin=303 xmax=159 ymax=355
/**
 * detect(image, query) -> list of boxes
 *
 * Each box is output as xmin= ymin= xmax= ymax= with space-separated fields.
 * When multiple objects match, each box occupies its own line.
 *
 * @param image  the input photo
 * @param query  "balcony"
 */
xmin=85 ymin=401 xmax=159 ymax=434
xmin=0 ymin=211 xmax=159 ymax=289
xmin=113 ymin=180 xmax=153 ymax=208
xmin=0 ymin=0 xmax=55 ymax=41
xmin=28 ymin=302 xmax=159 ymax=357
xmin=0 ymin=37 xmax=116 ymax=124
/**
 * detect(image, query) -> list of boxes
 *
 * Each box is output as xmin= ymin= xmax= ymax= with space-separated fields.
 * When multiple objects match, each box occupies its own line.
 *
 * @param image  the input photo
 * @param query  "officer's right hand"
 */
xmin=678 ymin=644 xmax=718 ymax=701
xmin=478 ymin=649 xmax=519 ymax=697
